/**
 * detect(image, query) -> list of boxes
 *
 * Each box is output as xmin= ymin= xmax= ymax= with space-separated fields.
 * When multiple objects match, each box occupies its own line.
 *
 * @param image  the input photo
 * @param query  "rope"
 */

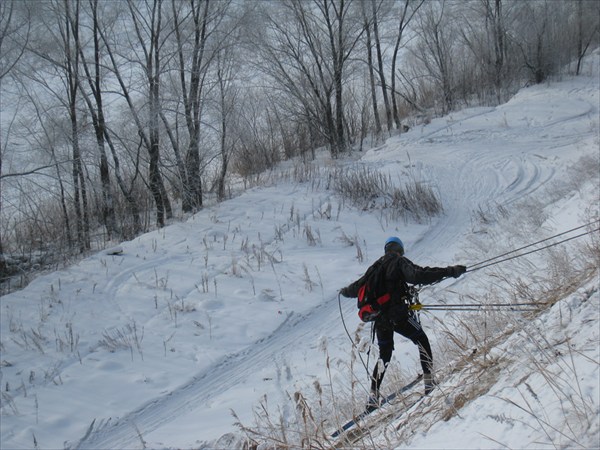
xmin=467 ymin=220 xmax=599 ymax=272
xmin=338 ymin=293 xmax=372 ymax=390
xmin=411 ymin=302 xmax=541 ymax=311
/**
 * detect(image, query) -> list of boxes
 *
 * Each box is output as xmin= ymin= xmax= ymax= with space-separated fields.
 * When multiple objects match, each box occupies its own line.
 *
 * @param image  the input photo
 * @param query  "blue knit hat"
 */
xmin=384 ymin=236 xmax=404 ymax=254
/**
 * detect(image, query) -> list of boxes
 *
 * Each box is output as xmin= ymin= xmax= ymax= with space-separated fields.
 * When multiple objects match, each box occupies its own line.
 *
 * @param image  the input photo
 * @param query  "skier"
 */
xmin=339 ymin=236 xmax=466 ymax=404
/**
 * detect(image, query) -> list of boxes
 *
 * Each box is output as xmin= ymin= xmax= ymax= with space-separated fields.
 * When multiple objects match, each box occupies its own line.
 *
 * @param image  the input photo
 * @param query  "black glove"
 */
xmin=340 ymin=286 xmax=351 ymax=297
xmin=448 ymin=265 xmax=467 ymax=278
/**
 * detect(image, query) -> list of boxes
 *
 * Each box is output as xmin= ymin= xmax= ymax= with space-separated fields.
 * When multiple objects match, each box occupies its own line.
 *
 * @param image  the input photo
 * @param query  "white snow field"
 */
xmin=1 ymin=53 xmax=598 ymax=449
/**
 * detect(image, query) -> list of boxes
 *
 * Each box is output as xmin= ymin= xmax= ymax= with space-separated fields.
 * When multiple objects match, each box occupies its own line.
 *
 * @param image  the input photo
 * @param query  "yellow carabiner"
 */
xmin=410 ymin=303 xmax=423 ymax=311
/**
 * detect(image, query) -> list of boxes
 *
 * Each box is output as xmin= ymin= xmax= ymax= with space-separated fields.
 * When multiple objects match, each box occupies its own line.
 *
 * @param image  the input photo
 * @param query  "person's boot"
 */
xmin=424 ymin=373 xmax=436 ymax=395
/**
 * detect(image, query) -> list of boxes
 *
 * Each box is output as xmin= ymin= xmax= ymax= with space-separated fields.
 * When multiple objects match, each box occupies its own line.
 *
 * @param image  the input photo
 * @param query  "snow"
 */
xmin=401 ymin=282 xmax=600 ymax=450
xmin=1 ymin=52 xmax=599 ymax=449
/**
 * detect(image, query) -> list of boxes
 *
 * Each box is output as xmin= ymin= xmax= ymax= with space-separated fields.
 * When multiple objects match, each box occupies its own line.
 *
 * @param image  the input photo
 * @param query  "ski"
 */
xmin=331 ymin=393 xmax=424 ymax=449
xmin=330 ymin=373 xmax=423 ymax=438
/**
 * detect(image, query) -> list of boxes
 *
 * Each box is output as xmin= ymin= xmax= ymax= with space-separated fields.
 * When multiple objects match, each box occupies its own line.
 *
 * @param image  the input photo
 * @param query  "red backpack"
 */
xmin=356 ymin=255 xmax=394 ymax=322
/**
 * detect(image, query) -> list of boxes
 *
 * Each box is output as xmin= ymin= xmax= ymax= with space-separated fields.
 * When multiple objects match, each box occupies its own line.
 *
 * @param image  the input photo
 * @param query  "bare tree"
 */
xmin=100 ymin=0 xmax=172 ymax=228
xmin=131 ymin=0 xmax=172 ymax=227
xmin=169 ymin=0 xmax=235 ymax=212
xmin=215 ymin=47 xmax=239 ymax=201
xmin=361 ymin=0 xmax=382 ymax=137
xmin=319 ymin=0 xmax=364 ymax=155
xmin=488 ymin=0 xmax=506 ymax=101
xmin=573 ymin=0 xmax=600 ymax=75
xmin=80 ymin=0 xmax=141 ymax=236
xmin=17 ymin=0 xmax=91 ymax=251
xmin=455 ymin=0 xmax=509 ymax=104
xmin=17 ymin=83 xmax=74 ymax=250
xmin=254 ymin=0 xmax=363 ymax=157
xmin=1 ymin=0 xmax=31 ymax=261
xmin=390 ymin=0 xmax=424 ymax=128
xmin=412 ymin=0 xmax=457 ymax=115
xmin=63 ymin=0 xmax=90 ymax=251
xmin=231 ymin=89 xmax=283 ymax=178
xmin=73 ymin=0 xmax=116 ymax=238
xmin=511 ymin=0 xmax=568 ymax=85
xmin=172 ymin=0 xmax=208 ymax=212
xmin=0 ymin=0 xmax=30 ymax=80
xmin=370 ymin=0 xmax=392 ymax=132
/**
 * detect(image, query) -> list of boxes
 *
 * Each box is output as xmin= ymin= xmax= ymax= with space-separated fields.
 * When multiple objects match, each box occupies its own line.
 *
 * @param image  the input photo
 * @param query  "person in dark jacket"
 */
xmin=340 ymin=236 xmax=466 ymax=402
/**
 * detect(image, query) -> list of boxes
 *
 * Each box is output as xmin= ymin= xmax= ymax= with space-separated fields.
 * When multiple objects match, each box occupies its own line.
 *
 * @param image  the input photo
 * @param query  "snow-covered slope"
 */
xmin=1 ymin=53 xmax=598 ymax=449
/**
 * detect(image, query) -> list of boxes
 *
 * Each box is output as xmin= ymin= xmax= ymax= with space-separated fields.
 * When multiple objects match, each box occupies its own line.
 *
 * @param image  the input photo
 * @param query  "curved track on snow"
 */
xmin=73 ymin=81 xmax=597 ymax=449
xmin=77 ymin=141 xmax=548 ymax=450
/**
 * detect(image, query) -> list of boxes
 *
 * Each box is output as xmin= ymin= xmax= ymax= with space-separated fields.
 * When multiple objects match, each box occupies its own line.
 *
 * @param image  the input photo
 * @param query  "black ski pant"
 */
xmin=370 ymin=312 xmax=433 ymax=394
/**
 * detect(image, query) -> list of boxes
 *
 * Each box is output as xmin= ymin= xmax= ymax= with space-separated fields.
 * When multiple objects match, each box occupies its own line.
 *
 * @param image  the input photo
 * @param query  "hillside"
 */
xmin=0 ymin=53 xmax=598 ymax=449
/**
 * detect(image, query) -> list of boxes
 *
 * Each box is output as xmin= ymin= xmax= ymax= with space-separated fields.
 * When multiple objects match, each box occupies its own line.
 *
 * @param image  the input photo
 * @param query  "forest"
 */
xmin=1 ymin=0 xmax=598 ymax=291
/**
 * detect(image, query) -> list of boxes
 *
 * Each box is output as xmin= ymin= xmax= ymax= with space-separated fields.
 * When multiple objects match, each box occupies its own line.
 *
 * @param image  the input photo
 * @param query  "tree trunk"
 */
xmin=91 ymin=0 xmax=115 ymax=238
xmin=363 ymin=4 xmax=382 ymax=136
xmin=371 ymin=0 xmax=392 ymax=131
xmin=492 ymin=0 xmax=505 ymax=104
xmin=117 ymin=0 xmax=172 ymax=228
xmin=74 ymin=0 xmax=116 ymax=238
xmin=173 ymin=0 xmax=210 ymax=212
xmin=72 ymin=1 xmax=140 ymax=235
xmin=147 ymin=0 xmax=171 ymax=227
xmin=323 ymin=0 xmax=346 ymax=156
xmin=66 ymin=0 xmax=90 ymax=252
xmin=217 ymin=109 xmax=228 ymax=201
xmin=390 ymin=0 xmax=423 ymax=130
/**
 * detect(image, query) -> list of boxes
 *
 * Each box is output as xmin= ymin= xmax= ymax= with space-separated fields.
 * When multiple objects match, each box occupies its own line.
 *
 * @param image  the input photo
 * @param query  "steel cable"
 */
xmin=467 ymin=220 xmax=599 ymax=272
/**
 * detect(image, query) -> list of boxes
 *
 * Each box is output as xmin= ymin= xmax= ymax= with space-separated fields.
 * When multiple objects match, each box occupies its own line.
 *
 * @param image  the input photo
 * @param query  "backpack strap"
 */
xmin=356 ymin=255 xmax=397 ymax=322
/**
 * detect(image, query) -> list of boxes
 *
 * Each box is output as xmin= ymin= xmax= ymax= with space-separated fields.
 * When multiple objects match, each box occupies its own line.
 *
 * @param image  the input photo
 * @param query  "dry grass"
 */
xmin=330 ymin=165 xmax=442 ymax=223
xmin=230 ymin=153 xmax=599 ymax=448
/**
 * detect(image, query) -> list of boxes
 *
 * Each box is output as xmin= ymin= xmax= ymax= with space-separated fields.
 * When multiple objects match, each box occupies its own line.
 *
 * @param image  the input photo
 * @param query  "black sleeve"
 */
xmin=341 ymin=256 xmax=385 ymax=298
xmin=397 ymin=256 xmax=451 ymax=285
xmin=341 ymin=275 xmax=365 ymax=298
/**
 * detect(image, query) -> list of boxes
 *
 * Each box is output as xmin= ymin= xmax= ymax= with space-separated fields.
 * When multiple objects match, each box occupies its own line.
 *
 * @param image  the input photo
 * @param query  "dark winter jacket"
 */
xmin=342 ymin=253 xmax=452 ymax=298
xmin=341 ymin=253 xmax=454 ymax=323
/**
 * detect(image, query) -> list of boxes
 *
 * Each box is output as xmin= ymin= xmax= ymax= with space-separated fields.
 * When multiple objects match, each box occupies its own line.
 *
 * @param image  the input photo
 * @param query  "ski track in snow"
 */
xmin=90 ymin=134 xmax=577 ymax=446
xmin=73 ymin=295 xmax=347 ymax=449
xmin=73 ymin=140 xmax=543 ymax=449
xmin=11 ymin=75 xmax=596 ymax=449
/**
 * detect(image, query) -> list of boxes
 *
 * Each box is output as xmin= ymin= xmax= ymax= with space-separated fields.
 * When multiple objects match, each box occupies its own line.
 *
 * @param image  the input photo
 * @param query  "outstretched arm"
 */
xmin=339 ymin=256 xmax=387 ymax=297
xmin=339 ymin=274 xmax=365 ymax=298
xmin=399 ymin=257 xmax=465 ymax=285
